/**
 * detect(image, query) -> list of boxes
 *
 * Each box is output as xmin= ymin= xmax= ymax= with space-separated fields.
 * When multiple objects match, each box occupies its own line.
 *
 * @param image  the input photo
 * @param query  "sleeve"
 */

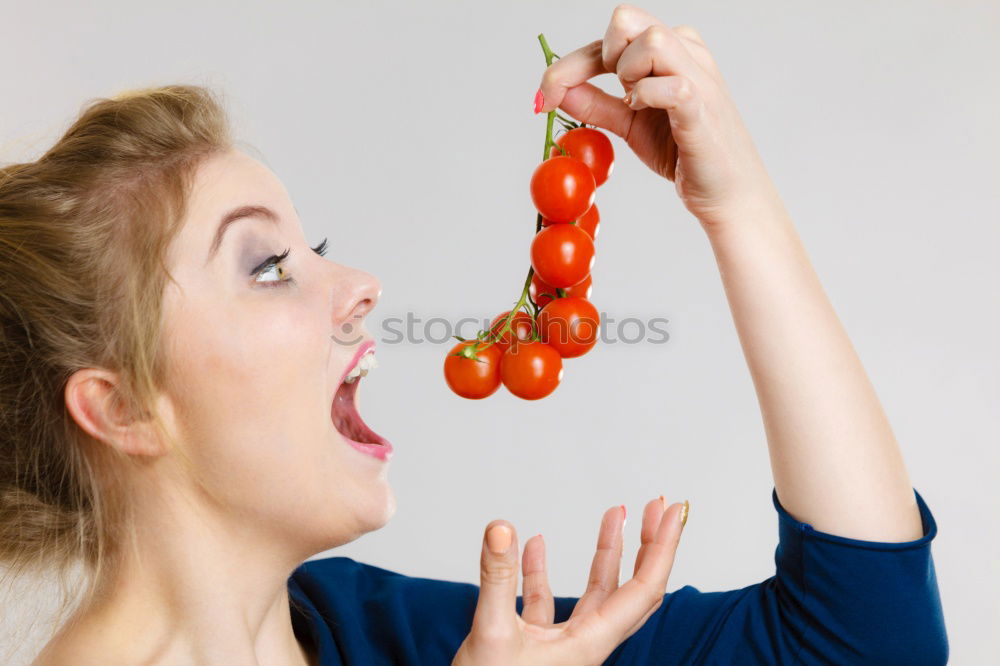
xmin=324 ymin=487 xmax=947 ymax=665
xmin=600 ymin=486 xmax=949 ymax=665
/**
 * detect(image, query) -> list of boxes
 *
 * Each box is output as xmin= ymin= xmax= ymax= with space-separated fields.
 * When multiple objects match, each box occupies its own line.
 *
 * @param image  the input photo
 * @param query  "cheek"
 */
xmin=170 ymin=301 xmax=330 ymax=492
xmin=191 ymin=298 xmax=320 ymax=398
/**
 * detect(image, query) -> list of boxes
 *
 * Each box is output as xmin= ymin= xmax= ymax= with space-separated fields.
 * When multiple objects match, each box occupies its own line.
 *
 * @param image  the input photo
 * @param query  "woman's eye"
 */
xmin=254 ymin=262 xmax=289 ymax=285
xmin=251 ymin=247 xmax=293 ymax=287
xmin=249 ymin=241 xmax=323 ymax=288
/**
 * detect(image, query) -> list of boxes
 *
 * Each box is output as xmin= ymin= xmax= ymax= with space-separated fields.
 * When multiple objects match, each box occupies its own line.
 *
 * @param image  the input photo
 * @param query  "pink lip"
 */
xmin=339 ymin=339 xmax=376 ymax=384
xmin=344 ymin=434 xmax=393 ymax=461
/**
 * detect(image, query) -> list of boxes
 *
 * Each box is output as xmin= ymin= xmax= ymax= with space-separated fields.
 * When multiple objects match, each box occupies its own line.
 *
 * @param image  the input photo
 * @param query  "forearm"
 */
xmin=704 ymin=187 xmax=923 ymax=542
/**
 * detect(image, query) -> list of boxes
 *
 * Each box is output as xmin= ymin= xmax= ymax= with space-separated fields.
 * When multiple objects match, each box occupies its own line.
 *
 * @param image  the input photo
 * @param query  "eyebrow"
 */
xmin=205 ymin=204 xmax=283 ymax=264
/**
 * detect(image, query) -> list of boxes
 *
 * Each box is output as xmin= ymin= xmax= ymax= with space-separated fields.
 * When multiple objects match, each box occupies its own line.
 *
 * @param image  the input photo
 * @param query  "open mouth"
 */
xmin=331 ymin=376 xmax=388 ymax=447
xmin=331 ymin=347 xmax=391 ymax=454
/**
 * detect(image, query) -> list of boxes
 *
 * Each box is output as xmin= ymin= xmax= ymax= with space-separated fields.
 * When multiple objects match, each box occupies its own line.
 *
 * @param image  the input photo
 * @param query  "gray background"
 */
xmin=2 ymin=1 xmax=997 ymax=663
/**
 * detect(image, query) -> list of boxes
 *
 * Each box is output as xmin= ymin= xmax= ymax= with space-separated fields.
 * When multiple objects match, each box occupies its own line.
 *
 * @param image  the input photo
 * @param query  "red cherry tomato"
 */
xmin=575 ymin=203 xmax=600 ymax=240
xmin=500 ymin=340 xmax=563 ymax=400
xmin=553 ymin=127 xmax=614 ymax=187
xmin=529 ymin=156 xmax=596 ymax=223
xmin=488 ymin=310 xmax=535 ymax=354
xmin=444 ymin=341 xmax=502 ymax=399
xmin=541 ymin=202 xmax=600 ymax=241
xmin=530 ymin=224 xmax=595 ymax=288
xmin=529 ymin=273 xmax=593 ymax=309
xmin=537 ymin=297 xmax=600 ymax=358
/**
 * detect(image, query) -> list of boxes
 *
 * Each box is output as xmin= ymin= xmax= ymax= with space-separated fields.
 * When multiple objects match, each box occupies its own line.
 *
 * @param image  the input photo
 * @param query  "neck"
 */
xmin=41 ymin=475 xmax=317 ymax=665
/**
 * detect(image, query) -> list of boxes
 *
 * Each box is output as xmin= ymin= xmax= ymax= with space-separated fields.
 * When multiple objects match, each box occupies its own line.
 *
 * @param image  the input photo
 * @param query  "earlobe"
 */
xmin=64 ymin=369 xmax=164 ymax=457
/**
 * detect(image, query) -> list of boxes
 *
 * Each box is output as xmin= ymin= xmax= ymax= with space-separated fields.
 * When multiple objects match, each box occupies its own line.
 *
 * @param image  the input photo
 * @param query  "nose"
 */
xmin=329 ymin=264 xmax=381 ymax=336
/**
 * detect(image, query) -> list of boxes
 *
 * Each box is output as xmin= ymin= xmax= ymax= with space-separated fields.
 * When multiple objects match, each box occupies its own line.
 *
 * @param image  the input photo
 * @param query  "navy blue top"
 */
xmin=287 ymin=488 xmax=948 ymax=665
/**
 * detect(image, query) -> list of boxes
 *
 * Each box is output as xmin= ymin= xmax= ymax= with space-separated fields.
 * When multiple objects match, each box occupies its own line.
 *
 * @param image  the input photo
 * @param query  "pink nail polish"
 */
xmin=534 ymin=88 xmax=544 ymax=114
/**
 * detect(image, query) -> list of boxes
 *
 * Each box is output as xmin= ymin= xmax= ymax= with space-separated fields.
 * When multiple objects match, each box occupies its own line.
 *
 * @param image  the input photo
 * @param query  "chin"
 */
xmin=361 ymin=480 xmax=397 ymax=532
xmin=309 ymin=480 xmax=398 ymax=553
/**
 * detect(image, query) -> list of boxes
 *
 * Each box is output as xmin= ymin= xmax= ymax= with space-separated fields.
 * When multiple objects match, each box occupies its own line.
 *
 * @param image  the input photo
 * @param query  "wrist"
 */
xmin=698 ymin=182 xmax=792 ymax=243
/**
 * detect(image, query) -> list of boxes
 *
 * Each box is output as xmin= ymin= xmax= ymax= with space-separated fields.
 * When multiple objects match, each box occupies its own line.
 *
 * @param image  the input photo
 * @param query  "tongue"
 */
xmin=332 ymin=380 xmax=382 ymax=445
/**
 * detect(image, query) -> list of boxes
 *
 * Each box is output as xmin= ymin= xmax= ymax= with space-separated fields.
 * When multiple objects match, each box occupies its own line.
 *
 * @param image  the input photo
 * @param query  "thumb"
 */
xmin=557 ymin=82 xmax=634 ymax=140
xmin=472 ymin=520 xmax=520 ymax=634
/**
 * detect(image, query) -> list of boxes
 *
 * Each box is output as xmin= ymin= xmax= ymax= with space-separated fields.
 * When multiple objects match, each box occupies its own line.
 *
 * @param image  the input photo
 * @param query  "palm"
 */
xmin=624 ymin=107 xmax=679 ymax=183
xmin=452 ymin=498 xmax=686 ymax=666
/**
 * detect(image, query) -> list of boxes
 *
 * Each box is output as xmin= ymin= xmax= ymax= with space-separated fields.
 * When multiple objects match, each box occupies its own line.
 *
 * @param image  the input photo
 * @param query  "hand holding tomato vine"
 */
xmin=536 ymin=4 xmax=779 ymax=231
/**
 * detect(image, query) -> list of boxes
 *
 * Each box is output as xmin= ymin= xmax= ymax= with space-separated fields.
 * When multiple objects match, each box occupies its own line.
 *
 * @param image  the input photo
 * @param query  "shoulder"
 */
xmin=289 ymin=557 xmax=487 ymax=662
xmin=292 ymin=555 xmax=478 ymax=592
xmin=290 ymin=556 xmax=481 ymax=614
xmin=32 ymin=617 xmax=155 ymax=666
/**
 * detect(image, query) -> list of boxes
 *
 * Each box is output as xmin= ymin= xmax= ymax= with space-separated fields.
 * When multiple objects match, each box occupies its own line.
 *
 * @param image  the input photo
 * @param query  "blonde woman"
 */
xmin=2 ymin=5 xmax=946 ymax=665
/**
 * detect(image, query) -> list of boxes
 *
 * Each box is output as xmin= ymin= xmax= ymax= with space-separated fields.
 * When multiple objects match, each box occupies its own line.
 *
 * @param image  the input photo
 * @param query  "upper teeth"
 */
xmin=344 ymin=350 xmax=377 ymax=384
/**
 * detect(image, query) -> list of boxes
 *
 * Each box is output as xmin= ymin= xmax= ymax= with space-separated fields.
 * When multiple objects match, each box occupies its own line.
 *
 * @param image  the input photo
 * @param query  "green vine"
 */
xmin=453 ymin=32 xmax=564 ymax=358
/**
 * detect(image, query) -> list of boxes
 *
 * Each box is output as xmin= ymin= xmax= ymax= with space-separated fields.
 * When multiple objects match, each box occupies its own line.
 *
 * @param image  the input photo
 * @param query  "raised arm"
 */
xmin=536 ymin=4 xmax=922 ymax=541
xmin=700 ymin=182 xmax=923 ymax=541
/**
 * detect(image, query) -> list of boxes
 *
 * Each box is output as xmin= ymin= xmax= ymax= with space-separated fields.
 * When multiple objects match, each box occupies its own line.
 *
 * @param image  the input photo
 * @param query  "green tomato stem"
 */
xmin=477 ymin=266 xmax=537 ymax=352
xmin=555 ymin=111 xmax=578 ymax=126
xmin=477 ymin=34 xmax=559 ymax=351
xmin=538 ymin=33 xmax=559 ymax=163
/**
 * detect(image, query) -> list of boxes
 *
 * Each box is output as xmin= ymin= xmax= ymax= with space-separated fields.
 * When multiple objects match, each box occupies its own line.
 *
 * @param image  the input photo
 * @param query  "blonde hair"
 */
xmin=0 ymin=84 xmax=234 ymax=654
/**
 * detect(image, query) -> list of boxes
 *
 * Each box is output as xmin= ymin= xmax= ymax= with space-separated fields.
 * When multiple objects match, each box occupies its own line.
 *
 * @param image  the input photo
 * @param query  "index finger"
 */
xmin=537 ymin=3 xmax=671 ymax=114
xmin=537 ymin=41 xmax=634 ymax=138
xmin=537 ymin=39 xmax=607 ymax=114
xmin=600 ymin=4 xmax=670 ymax=74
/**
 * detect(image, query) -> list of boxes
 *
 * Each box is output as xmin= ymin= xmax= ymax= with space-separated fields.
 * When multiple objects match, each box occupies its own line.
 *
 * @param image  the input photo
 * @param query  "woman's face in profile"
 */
xmin=157 ymin=148 xmax=393 ymax=553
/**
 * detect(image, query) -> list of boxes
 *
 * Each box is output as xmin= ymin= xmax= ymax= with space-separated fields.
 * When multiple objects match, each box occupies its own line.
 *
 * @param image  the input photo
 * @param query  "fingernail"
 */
xmin=621 ymin=504 xmax=627 ymax=532
xmin=487 ymin=525 xmax=512 ymax=554
xmin=534 ymin=88 xmax=544 ymax=114
xmin=679 ymin=500 xmax=690 ymax=527
xmin=622 ymin=92 xmax=632 ymax=106
xmin=659 ymin=495 xmax=666 ymax=511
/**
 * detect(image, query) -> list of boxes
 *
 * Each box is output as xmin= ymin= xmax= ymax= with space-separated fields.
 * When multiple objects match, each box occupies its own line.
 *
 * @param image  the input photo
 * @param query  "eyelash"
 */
xmin=251 ymin=238 xmax=329 ymax=287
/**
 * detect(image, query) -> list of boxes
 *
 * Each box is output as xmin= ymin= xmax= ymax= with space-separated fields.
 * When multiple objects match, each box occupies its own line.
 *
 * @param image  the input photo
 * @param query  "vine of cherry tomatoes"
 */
xmin=444 ymin=34 xmax=614 ymax=401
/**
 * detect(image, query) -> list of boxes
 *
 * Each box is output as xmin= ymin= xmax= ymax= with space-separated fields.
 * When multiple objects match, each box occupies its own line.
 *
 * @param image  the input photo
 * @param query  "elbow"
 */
xmin=878 ymin=637 xmax=948 ymax=666
xmin=907 ymin=631 xmax=949 ymax=666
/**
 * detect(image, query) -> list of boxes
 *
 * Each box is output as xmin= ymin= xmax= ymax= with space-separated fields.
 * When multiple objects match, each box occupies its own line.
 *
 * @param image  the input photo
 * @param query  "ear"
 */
xmin=64 ymin=368 xmax=167 ymax=457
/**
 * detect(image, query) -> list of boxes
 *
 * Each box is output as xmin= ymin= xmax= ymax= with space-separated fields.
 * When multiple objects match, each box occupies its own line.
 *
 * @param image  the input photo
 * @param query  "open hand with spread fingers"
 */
xmin=536 ymin=4 xmax=779 ymax=231
xmin=452 ymin=497 xmax=689 ymax=666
